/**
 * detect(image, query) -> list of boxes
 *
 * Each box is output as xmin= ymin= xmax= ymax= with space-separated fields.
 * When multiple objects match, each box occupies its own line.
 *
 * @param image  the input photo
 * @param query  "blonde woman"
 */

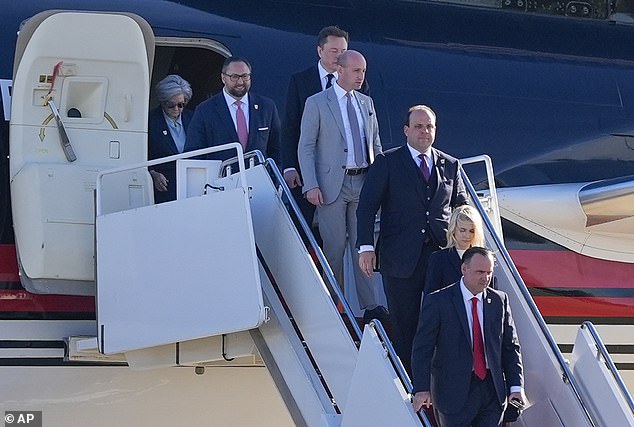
xmin=424 ymin=205 xmax=485 ymax=294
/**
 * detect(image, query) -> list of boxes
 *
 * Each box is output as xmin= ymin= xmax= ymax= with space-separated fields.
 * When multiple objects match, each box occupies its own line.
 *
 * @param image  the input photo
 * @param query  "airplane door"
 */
xmin=9 ymin=11 xmax=154 ymax=295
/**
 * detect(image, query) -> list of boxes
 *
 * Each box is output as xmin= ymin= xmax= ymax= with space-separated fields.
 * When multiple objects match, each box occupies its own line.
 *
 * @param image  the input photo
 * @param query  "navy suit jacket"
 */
xmin=425 ymin=247 xmax=462 ymax=294
xmin=184 ymin=91 xmax=281 ymax=164
xmin=282 ymin=64 xmax=370 ymax=172
xmin=356 ymin=145 xmax=468 ymax=278
xmin=148 ymin=107 xmax=194 ymax=203
xmin=411 ymin=283 xmax=523 ymax=414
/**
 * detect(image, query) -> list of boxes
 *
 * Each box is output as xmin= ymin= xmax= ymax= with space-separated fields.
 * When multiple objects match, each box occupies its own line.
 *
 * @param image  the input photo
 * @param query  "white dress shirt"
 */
xmin=333 ymin=82 xmax=367 ymax=168
xmin=222 ymin=88 xmax=249 ymax=132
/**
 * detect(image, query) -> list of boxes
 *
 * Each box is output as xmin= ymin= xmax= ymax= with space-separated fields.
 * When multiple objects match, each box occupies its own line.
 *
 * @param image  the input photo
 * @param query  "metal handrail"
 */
xmin=95 ymin=143 xmax=247 ymax=216
xmin=461 ymin=169 xmax=597 ymax=427
xmin=262 ymin=157 xmax=363 ymax=341
xmin=581 ymin=321 xmax=634 ymax=415
xmin=220 ymin=150 xmax=266 ymax=175
xmin=369 ymin=320 xmax=432 ymax=427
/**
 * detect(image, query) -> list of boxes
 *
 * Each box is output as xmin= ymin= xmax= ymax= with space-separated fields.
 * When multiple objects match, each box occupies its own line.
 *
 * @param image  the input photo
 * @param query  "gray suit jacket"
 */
xmin=297 ymin=86 xmax=381 ymax=204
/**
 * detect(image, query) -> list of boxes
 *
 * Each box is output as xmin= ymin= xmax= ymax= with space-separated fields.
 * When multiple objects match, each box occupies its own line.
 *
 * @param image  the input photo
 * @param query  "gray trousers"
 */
xmin=317 ymin=174 xmax=378 ymax=311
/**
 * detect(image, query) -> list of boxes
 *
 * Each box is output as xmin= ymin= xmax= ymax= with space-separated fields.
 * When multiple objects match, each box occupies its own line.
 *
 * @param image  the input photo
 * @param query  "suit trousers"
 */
xmin=436 ymin=373 xmax=504 ymax=427
xmin=384 ymin=241 xmax=437 ymax=376
xmin=318 ymin=174 xmax=379 ymax=311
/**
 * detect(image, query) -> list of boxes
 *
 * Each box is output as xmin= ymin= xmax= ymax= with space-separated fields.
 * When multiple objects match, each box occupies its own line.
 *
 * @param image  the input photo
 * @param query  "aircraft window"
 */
xmin=401 ymin=0 xmax=614 ymax=19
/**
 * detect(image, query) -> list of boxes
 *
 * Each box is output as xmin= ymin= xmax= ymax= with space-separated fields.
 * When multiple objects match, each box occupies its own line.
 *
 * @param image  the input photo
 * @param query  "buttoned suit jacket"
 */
xmin=425 ymin=247 xmax=462 ymax=294
xmin=356 ymin=145 xmax=468 ymax=278
xmin=282 ymin=65 xmax=370 ymax=171
xmin=148 ymin=107 xmax=194 ymax=203
xmin=184 ymin=92 xmax=281 ymax=164
xmin=411 ymin=283 xmax=523 ymax=415
xmin=297 ymin=86 xmax=381 ymax=205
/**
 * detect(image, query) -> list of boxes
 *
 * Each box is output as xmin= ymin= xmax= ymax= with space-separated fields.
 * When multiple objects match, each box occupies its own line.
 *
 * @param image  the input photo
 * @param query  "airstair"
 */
xmin=89 ymin=146 xmax=633 ymax=426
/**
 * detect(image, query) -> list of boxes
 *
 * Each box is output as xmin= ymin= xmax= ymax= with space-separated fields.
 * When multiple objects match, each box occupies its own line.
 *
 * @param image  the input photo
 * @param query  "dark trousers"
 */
xmin=436 ymin=373 xmax=504 ymax=427
xmin=383 ymin=242 xmax=437 ymax=376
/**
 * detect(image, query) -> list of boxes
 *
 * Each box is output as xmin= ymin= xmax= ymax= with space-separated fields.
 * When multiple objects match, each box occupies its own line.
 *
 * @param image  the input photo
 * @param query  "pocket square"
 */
xmin=258 ymin=127 xmax=269 ymax=131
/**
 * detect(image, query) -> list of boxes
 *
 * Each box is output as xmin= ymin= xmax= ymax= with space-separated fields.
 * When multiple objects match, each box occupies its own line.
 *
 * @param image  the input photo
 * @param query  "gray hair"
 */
xmin=154 ymin=74 xmax=193 ymax=104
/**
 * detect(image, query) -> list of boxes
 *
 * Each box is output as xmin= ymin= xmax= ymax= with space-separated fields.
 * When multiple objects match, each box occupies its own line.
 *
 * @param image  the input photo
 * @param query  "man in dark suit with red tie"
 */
xmin=282 ymin=26 xmax=369 ymax=237
xmin=411 ymin=247 xmax=524 ymax=426
xmin=185 ymin=57 xmax=280 ymax=164
xmin=357 ymin=105 xmax=468 ymax=374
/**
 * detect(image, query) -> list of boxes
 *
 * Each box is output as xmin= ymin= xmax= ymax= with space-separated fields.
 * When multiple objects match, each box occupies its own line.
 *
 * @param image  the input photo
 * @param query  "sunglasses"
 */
xmin=165 ymin=102 xmax=185 ymax=109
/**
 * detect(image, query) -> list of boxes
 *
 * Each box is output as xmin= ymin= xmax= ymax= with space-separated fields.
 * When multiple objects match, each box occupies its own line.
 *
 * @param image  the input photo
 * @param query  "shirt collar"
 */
xmin=318 ymin=61 xmax=338 ymax=82
xmin=406 ymin=143 xmax=433 ymax=161
xmin=460 ymin=278 xmax=484 ymax=303
xmin=333 ymin=81 xmax=351 ymax=100
xmin=223 ymin=88 xmax=249 ymax=107
xmin=162 ymin=111 xmax=182 ymax=127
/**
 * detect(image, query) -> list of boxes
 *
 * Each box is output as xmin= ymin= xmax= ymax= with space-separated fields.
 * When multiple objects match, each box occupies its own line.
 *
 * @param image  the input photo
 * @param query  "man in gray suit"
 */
xmin=298 ymin=50 xmax=385 ymax=321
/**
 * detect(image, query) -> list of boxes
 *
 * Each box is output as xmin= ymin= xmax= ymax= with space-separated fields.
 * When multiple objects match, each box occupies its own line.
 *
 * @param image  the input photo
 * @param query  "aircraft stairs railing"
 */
xmin=460 ymin=159 xmax=634 ymax=427
xmin=219 ymin=150 xmax=431 ymax=426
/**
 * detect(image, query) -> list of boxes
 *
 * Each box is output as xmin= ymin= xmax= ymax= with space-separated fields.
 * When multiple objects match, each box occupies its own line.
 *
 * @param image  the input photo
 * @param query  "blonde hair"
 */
xmin=445 ymin=205 xmax=485 ymax=249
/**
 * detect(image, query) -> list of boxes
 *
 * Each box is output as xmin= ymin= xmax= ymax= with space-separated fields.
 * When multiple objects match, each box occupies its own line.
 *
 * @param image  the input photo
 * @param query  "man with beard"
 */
xmin=185 ymin=57 xmax=281 ymax=163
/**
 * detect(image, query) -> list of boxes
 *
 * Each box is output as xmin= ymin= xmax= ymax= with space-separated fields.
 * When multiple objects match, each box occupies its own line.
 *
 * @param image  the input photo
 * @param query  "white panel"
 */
xmin=96 ymin=189 xmax=265 ymax=354
xmin=176 ymin=159 xmax=223 ymax=199
xmin=341 ymin=326 xmax=420 ymax=426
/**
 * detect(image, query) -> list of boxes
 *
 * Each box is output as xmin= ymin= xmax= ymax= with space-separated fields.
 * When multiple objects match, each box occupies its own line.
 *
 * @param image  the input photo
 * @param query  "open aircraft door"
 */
xmin=9 ymin=11 xmax=154 ymax=295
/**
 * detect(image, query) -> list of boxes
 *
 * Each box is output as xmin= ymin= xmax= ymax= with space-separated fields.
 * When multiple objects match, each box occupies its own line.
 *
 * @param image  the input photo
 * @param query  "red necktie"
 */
xmin=418 ymin=153 xmax=430 ymax=181
xmin=235 ymin=100 xmax=248 ymax=150
xmin=471 ymin=297 xmax=487 ymax=380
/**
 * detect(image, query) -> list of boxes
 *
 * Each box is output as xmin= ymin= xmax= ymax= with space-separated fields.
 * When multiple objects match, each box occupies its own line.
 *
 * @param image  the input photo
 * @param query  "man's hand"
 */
xmin=359 ymin=251 xmax=376 ymax=278
xmin=150 ymin=170 xmax=168 ymax=192
xmin=305 ymin=188 xmax=323 ymax=207
xmin=283 ymin=169 xmax=302 ymax=188
xmin=412 ymin=391 xmax=432 ymax=412
xmin=508 ymin=391 xmax=525 ymax=408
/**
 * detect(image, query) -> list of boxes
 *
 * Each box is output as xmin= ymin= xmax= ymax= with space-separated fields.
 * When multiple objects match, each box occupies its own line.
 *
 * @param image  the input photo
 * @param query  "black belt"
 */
xmin=345 ymin=167 xmax=368 ymax=176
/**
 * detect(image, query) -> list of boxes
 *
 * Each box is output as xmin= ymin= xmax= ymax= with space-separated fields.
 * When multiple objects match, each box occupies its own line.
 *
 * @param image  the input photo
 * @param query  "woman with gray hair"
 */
xmin=148 ymin=74 xmax=194 ymax=203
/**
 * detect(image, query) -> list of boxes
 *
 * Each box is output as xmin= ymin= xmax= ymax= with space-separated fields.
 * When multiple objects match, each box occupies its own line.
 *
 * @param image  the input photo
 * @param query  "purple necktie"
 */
xmin=418 ymin=153 xmax=430 ymax=181
xmin=471 ymin=297 xmax=487 ymax=380
xmin=235 ymin=100 xmax=248 ymax=150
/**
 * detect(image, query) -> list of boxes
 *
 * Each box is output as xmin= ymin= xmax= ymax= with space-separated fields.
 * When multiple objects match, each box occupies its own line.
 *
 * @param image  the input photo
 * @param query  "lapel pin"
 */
xmin=162 ymin=130 xmax=168 ymax=136
xmin=254 ymin=104 xmax=259 ymax=110
xmin=487 ymin=298 xmax=491 ymax=304
xmin=440 ymin=158 xmax=445 ymax=165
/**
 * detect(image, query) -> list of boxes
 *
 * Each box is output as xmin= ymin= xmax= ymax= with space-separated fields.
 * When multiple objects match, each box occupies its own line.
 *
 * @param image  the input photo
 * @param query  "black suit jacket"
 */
xmin=411 ymin=283 xmax=523 ymax=414
xmin=425 ymin=247 xmax=462 ymax=294
xmin=282 ymin=64 xmax=370 ymax=171
xmin=357 ymin=145 xmax=468 ymax=278
xmin=148 ymin=107 xmax=194 ymax=203
xmin=184 ymin=92 xmax=281 ymax=164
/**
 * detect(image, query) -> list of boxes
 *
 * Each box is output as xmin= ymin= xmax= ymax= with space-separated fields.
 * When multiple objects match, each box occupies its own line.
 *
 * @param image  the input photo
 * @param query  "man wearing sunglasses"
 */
xmin=185 ymin=57 xmax=281 ymax=164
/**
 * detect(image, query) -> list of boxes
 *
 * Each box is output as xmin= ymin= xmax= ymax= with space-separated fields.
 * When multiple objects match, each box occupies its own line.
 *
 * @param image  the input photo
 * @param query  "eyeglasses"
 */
xmin=223 ymin=73 xmax=251 ymax=82
xmin=164 ymin=102 xmax=185 ymax=109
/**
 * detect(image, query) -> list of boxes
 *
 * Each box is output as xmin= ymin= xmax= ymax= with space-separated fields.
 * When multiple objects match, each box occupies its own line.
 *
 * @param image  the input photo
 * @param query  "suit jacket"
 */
xmin=184 ymin=92 xmax=281 ymax=164
xmin=297 ymin=86 xmax=381 ymax=205
xmin=411 ymin=283 xmax=523 ymax=414
xmin=356 ymin=145 xmax=468 ymax=278
xmin=148 ymin=107 xmax=194 ymax=203
xmin=425 ymin=247 xmax=462 ymax=294
xmin=282 ymin=65 xmax=370 ymax=172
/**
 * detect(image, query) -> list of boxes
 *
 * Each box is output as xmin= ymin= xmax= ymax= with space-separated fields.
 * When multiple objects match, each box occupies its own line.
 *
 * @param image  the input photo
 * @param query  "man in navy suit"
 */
xmin=185 ymin=57 xmax=280 ymax=164
xmin=282 ymin=26 xmax=369 ymax=239
xmin=412 ymin=247 xmax=524 ymax=426
xmin=356 ymin=105 xmax=468 ymax=374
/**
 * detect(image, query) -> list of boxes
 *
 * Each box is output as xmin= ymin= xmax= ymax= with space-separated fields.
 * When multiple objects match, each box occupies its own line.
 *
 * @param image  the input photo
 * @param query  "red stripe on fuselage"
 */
xmin=509 ymin=249 xmax=634 ymax=289
xmin=0 ymin=290 xmax=95 ymax=312
xmin=0 ymin=244 xmax=19 ymax=281
xmin=533 ymin=296 xmax=634 ymax=317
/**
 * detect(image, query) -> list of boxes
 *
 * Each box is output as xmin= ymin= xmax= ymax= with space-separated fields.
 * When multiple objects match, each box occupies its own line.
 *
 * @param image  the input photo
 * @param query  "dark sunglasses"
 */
xmin=165 ymin=102 xmax=185 ymax=109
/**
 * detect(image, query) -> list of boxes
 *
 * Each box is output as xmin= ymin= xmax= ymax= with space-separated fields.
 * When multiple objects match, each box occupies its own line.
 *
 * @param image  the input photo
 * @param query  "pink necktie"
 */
xmin=418 ymin=153 xmax=430 ymax=181
xmin=471 ymin=297 xmax=487 ymax=380
xmin=235 ymin=100 xmax=248 ymax=150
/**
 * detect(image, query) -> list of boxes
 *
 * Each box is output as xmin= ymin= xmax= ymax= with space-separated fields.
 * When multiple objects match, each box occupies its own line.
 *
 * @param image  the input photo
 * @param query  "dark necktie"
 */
xmin=325 ymin=73 xmax=334 ymax=89
xmin=418 ymin=153 xmax=430 ymax=181
xmin=235 ymin=100 xmax=248 ymax=150
xmin=471 ymin=297 xmax=487 ymax=380
xmin=346 ymin=93 xmax=364 ymax=167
